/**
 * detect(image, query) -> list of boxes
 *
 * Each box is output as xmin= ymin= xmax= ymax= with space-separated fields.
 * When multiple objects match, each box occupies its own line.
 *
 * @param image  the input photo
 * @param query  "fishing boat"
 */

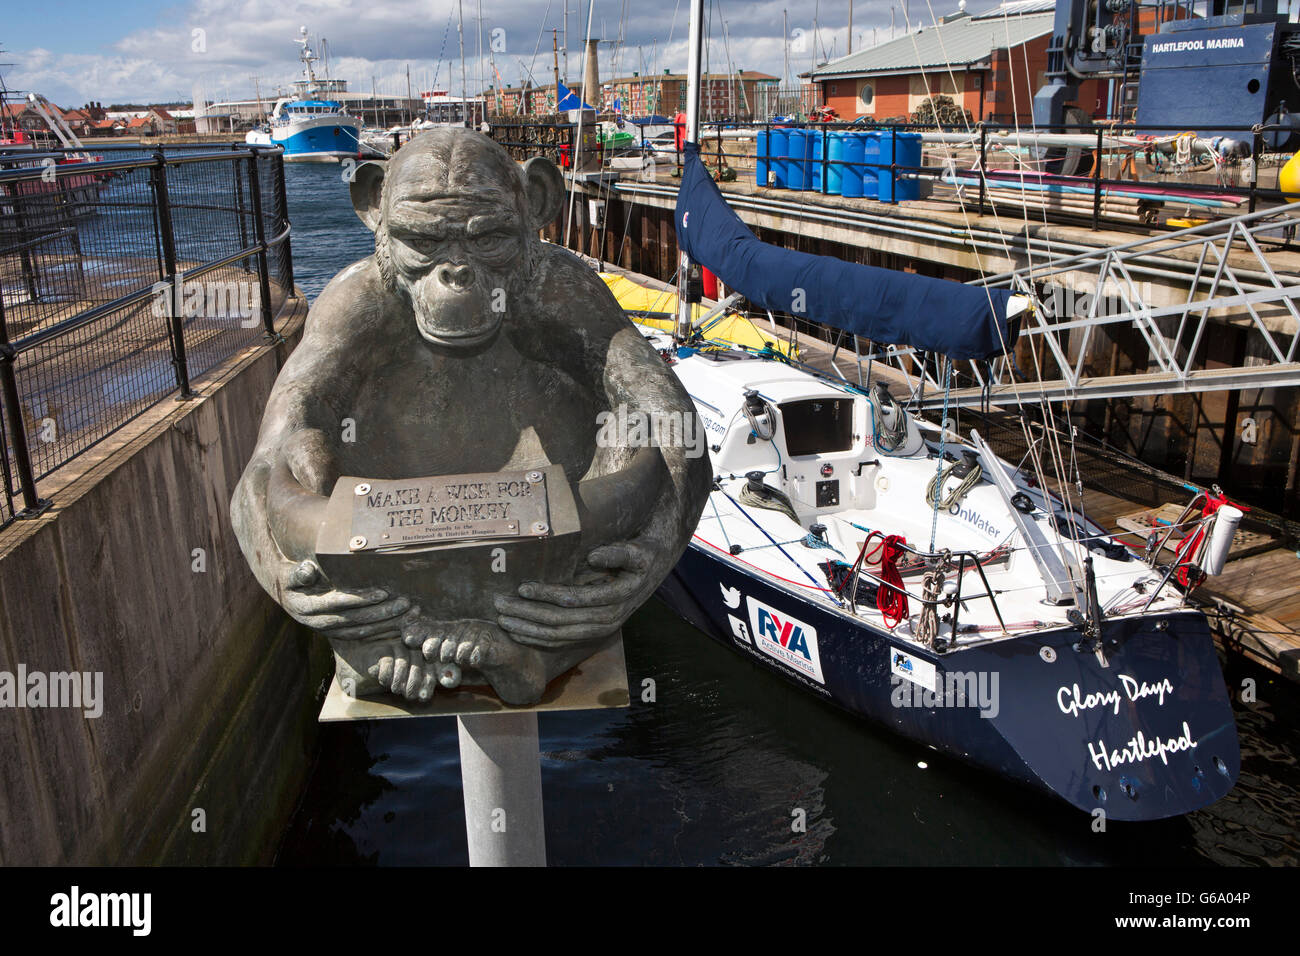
xmin=624 ymin=0 xmax=1241 ymax=822
xmin=245 ymin=28 xmax=361 ymax=162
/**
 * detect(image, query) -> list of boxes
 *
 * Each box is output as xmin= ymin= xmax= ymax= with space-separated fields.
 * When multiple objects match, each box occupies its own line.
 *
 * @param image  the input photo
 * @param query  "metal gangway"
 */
xmin=855 ymin=203 xmax=1300 ymax=409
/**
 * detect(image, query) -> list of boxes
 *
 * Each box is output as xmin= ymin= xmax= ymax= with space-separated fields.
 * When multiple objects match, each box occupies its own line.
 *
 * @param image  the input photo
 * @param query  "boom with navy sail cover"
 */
xmin=673 ymin=143 xmax=1019 ymax=361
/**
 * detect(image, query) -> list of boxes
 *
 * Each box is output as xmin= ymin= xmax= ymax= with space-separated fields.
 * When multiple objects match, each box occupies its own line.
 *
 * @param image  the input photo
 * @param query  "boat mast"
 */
xmin=477 ymin=0 xmax=486 ymax=125
xmin=458 ymin=0 xmax=469 ymax=126
xmin=675 ymin=0 xmax=705 ymax=341
xmin=552 ymin=29 xmax=560 ymax=110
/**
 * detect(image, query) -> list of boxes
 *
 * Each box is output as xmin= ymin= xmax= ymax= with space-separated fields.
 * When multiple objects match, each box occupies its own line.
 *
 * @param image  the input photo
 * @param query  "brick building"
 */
xmin=806 ymin=1 xmax=1108 ymax=124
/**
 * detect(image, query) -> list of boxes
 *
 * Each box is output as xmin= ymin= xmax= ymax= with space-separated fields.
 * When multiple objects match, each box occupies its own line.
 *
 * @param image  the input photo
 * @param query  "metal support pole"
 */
xmin=6 ymin=183 xmax=40 ymax=302
xmin=246 ymin=154 xmax=277 ymax=339
xmin=233 ymin=145 xmax=252 ymax=272
xmin=978 ymin=125 xmax=987 ymax=215
xmin=1092 ymin=125 xmax=1103 ymax=230
xmin=272 ymin=152 xmax=294 ymax=292
xmin=1249 ymin=131 xmax=1260 ymax=214
xmin=0 ymin=290 xmax=48 ymax=517
xmin=456 ymin=712 xmax=547 ymax=867
xmin=150 ymin=150 xmax=193 ymax=398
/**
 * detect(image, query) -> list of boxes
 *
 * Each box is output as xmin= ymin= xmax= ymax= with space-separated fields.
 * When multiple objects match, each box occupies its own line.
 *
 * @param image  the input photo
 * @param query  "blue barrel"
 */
xmin=769 ymin=128 xmax=788 ymax=189
xmin=861 ymin=131 xmax=881 ymax=200
xmin=878 ymin=130 xmax=922 ymax=202
xmin=787 ymin=129 xmax=812 ymax=190
xmin=840 ymin=132 xmax=866 ymax=198
xmin=755 ymin=130 xmax=769 ymax=186
xmin=826 ymin=132 xmax=846 ymax=194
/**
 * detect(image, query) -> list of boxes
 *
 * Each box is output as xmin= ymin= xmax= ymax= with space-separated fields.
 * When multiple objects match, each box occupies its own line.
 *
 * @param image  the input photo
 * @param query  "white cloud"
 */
xmin=8 ymin=0 xmax=905 ymax=108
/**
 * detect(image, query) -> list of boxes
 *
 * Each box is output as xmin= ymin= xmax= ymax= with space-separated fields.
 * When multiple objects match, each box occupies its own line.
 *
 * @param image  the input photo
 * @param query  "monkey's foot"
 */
xmin=332 ymin=633 xmax=442 ymax=703
xmin=403 ymin=619 xmax=548 ymax=705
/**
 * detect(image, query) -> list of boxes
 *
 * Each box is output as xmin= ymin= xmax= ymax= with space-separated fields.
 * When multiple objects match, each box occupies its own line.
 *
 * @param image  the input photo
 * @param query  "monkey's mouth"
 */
xmin=415 ymin=315 xmax=503 ymax=348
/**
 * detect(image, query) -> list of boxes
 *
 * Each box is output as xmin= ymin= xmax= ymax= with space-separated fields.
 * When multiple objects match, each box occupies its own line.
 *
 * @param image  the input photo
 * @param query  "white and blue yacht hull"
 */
xmin=656 ymin=540 xmax=1240 ymax=822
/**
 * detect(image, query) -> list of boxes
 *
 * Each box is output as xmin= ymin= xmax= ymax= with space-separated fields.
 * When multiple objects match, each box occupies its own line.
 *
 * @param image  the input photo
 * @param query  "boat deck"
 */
xmin=794 ymin=322 xmax=1300 ymax=683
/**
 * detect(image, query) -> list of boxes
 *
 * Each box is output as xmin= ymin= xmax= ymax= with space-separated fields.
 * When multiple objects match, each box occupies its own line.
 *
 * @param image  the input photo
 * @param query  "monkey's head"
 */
xmin=351 ymin=129 xmax=564 ymax=350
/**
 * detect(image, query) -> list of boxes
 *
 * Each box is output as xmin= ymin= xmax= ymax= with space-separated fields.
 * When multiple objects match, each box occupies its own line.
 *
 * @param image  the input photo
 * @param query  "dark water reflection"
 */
xmin=277 ymin=600 xmax=1299 ymax=866
xmin=274 ymin=163 xmax=1299 ymax=867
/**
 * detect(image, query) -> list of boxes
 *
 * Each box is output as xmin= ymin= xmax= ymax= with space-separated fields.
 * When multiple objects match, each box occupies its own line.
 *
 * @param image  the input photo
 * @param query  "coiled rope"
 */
xmin=925 ymin=458 xmax=981 ymax=513
xmin=871 ymin=387 xmax=908 ymax=453
xmin=915 ymin=554 xmax=951 ymax=649
xmin=850 ymin=531 xmax=910 ymax=629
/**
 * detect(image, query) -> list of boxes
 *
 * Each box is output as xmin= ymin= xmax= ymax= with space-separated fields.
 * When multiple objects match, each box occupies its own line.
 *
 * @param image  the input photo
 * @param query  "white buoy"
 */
xmin=1202 ymin=506 xmax=1243 ymax=576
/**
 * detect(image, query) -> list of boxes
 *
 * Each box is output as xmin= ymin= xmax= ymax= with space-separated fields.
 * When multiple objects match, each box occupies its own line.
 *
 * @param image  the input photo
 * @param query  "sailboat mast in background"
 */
xmin=675 ymin=0 xmax=706 ymax=341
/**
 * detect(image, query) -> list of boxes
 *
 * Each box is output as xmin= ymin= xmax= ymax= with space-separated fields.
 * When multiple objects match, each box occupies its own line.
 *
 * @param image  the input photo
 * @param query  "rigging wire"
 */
xmin=902 ymin=1 xmax=1083 ymax=596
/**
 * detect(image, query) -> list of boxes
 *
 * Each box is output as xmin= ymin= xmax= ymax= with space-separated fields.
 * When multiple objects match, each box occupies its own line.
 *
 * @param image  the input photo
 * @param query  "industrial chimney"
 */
xmin=584 ymin=38 xmax=600 ymax=111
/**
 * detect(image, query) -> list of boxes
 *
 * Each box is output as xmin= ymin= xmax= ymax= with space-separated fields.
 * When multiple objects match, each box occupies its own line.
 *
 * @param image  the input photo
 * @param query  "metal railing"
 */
xmin=0 ymin=143 xmax=294 ymax=528
xmin=557 ymin=115 xmax=1295 ymax=231
xmin=490 ymin=119 xmax=579 ymax=169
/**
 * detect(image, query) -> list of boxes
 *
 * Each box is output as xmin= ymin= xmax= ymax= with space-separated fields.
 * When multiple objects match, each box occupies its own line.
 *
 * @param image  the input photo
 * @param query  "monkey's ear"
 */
xmin=522 ymin=157 xmax=564 ymax=231
xmin=349 ymin=161 xmax=386 ymax=232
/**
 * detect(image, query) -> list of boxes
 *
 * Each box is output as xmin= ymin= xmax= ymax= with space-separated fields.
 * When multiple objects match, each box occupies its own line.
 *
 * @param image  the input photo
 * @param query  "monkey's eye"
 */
xmin=469 ymin=233 xmax=514 ymax=258
xmin=395 ymin=233 xmax=441 ymax=258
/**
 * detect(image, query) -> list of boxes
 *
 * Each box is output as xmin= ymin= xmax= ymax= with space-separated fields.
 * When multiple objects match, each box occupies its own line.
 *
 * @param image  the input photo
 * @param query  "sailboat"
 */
xmin=632 ymin=0 xmax=1241 ymax=821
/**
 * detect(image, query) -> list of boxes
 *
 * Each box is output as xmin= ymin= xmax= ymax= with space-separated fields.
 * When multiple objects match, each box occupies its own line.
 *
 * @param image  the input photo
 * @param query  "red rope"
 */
xmin=854 ymin=531 xmax=910 ymax=629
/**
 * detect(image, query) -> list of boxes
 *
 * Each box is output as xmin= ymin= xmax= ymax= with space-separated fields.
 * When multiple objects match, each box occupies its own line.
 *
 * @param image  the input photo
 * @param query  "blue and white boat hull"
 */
xmin=658 ymin=541 xmax=1240 ymax=822
xmin=273 ymin=116 xmax=360 ymax=163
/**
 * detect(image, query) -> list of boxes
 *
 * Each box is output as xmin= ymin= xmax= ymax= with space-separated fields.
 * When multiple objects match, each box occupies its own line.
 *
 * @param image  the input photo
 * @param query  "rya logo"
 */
xmin=758 ymin=608 xmax=812 ymax=659
xmin=746 ymin=597 xmax=825 ymax=684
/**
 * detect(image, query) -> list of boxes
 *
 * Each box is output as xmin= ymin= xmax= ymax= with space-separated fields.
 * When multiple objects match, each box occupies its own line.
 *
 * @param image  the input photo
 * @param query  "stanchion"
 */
xmin=319 ymin=634 xmax=630 ymax=867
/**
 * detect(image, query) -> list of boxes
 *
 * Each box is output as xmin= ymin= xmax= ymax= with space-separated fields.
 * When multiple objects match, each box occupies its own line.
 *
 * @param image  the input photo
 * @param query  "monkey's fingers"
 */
xmin=389 ymin=654 xmax=411 ymax=695
xmin=287 ymin=559 xmax=324 ymax=590
xmin=370 ymin=654 xmax=396 ymax=690
xmin=587 ymin=543 xmax=652 ymax=573
xmin=284 ymin=587 xmax=393 ymax=616
xmin=294 ymin=594 xmax=410 ymax=629
xmin=315 ymin=618 xmax=406 ymax=642
xmin=496 ymin=615 xmax=610 ymax=648
xmin=494 ymin=594 xmax=623 ymax=629
xmin=512 ymin=573 xmax=643 ymax=608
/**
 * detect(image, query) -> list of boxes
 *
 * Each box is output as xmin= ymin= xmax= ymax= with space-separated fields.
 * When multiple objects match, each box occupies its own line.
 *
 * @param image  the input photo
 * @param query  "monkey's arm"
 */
xmin=231 ymin=260 xmax=412 ymax=639
xmin=494 ymin=320 xmax=712 ymax=646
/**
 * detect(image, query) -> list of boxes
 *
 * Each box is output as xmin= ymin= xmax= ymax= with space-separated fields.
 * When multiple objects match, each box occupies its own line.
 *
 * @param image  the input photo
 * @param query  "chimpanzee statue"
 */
xmin=231 ymin=128 xmax=710 ymax=706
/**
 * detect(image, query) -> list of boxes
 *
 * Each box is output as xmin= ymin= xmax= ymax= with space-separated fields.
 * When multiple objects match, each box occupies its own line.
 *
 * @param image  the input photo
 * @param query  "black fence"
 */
xmin=0 ymin=144 xmax=294 ymax=528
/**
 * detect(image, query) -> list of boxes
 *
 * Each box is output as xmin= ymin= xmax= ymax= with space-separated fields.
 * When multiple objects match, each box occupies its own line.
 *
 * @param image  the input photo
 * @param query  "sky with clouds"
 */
xmin=0 ymin=0 xmax=967 ymax=108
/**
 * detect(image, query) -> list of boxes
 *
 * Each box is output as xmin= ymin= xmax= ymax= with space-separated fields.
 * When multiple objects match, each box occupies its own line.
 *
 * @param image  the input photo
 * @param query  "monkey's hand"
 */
xmin=280 ymin=559 xmax=412 ymax=641
xmin=493 ymin=542 xmax=654 ymax=649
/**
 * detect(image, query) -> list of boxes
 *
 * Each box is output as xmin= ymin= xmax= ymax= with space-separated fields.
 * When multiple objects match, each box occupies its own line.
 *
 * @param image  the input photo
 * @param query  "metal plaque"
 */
xmin=343 ymin=469 xmax=551 ymax=550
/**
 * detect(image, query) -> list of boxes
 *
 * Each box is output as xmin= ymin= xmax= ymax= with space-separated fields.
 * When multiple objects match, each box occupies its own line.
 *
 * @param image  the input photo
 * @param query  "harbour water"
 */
xmin=275 ymin=163 xmax=1300 ymax=866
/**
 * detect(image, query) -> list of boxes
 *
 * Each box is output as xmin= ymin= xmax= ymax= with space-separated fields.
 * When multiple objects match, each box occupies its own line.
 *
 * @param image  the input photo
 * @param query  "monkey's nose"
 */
xmin=438 ymin=263 xmax=475 ymax=290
